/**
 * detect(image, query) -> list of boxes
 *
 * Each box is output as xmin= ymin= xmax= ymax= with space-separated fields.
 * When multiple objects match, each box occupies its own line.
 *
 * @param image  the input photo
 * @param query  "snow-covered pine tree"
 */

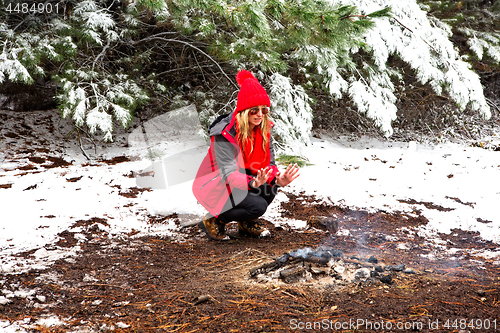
xmin=1 ymin=0 xmax=149 ymax=143
xmin=157 ymin=0 xmax=492 ymax=143
xmin=1 ymin=0 xmax=497 ymax=149
xmin=268 ymin=73 xmax=313 ymax=153
xmin=420 ymin=0 xmax=500 ymax=70
xmin=339 ymin=0 xmax=491 ymax=136
xmin=53 ymin=0 xmax=149 ymax=142
xmin=157 ymin=0 xmax=390 ymax=146
xmin=264 ymin=0 xmax=493 ymax=137
xmin=0 ymin=9 xmax=60 ymax=85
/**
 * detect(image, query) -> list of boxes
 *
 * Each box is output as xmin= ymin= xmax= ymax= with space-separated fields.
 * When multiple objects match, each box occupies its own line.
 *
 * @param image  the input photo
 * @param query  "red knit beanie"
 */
xmin=235 ymin=69 xmax=271 ymax=113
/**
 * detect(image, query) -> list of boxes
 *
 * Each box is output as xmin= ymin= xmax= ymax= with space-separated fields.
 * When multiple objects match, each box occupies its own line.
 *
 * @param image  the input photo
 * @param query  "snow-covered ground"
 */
xmin=2 ymin=130 xmax=500 ymax=271
xmin=143 ymin=133 xmax=500 ymax=247
xmin=1 ymin=107 xmax=500 ymax=273
xmin=1 ymin=109 xmax=500 ymax=331
xmin=292 ymin=135 xmax=500 ymax=241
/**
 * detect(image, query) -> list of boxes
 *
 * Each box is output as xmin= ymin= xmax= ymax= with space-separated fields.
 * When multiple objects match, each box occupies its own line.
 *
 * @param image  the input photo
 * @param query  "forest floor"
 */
xmin=2 ymin=201 xmax=500 ymax=332
xmin=1 ymin=110 xmax=500 ymax=332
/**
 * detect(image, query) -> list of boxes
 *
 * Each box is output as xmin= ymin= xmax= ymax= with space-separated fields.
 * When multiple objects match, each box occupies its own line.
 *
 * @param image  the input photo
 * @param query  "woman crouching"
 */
xmin=192 ymin=70 xmax=300 ymax=240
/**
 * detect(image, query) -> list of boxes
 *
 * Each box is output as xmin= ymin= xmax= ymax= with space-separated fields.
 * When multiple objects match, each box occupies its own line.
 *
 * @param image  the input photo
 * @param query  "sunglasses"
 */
xmin=249 ymin=106 xmax=270 ymax=115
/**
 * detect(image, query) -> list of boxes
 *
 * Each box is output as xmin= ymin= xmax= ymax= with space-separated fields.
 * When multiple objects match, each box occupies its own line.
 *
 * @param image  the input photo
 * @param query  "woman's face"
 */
xmin=248 ymin=105 xmax=266 ymax=129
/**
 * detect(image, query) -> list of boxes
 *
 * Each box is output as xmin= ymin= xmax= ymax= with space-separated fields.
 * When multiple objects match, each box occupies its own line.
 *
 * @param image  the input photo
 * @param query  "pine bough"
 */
xmin=1 ymin=0 xmax=496 ymax=147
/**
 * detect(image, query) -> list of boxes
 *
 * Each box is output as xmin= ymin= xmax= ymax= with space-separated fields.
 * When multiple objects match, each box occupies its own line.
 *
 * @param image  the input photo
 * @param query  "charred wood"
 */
xmin=250 ymin=253 xmax=294 ymax=277
xmin=280 ymin=266 xmax=306 ymax=283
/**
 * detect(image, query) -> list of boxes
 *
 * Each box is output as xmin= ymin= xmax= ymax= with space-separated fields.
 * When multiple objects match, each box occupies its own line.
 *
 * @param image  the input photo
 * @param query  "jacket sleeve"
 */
xmin=213 ymin=134 xmax=253 ymax=190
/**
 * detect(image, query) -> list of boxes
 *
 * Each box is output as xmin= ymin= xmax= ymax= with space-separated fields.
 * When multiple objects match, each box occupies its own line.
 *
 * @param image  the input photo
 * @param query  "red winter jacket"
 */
xmin=192 ymin=112 xmax=278 ymax=217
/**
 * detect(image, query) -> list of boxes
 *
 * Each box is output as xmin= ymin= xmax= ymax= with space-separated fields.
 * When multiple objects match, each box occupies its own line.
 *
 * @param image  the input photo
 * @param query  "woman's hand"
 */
xmin=276 ymin=163 xmax=300 ymax=187
xmin=252 ymin=167 xmax=273 ymax=188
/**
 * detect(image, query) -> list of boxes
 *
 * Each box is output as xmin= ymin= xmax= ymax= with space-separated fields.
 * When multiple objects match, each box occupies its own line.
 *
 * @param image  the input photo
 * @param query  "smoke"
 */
xmin=289 ymin=246 xmax=343 ymax=261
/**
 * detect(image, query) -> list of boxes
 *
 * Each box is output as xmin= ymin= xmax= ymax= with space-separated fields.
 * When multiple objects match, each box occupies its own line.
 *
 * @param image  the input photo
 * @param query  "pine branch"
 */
xmin=340 ymin=14 xmax=368 ymax=22
xmin=367 ymin=7 xmax=392 ymax=18
xmin=390 ymin=16 xmax=458 ymax=72
xmin=132 ymin=35 xmax=238 ymax=89
xmin=340 ymin=7 xmax=391 ymax=22
xmin=92 ymin=39 xmax=111 ymax=73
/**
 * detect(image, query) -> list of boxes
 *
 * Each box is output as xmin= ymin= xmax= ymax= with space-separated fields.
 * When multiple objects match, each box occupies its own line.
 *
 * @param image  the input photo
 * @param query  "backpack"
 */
xmin=208 ymin=113 xmax=231 ymax=132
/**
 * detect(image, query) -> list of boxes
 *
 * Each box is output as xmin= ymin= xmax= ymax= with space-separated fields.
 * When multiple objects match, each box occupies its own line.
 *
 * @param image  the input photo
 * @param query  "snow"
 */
xmin=289 ymin=136 xmax=500 ymax=242
xmin=0 ymin=316 xmax=67 ymax=332
xmin=1 ymin=110 xmax=499 ymax=272
xmin=2 ymin=130 xmax=499 ymax=271
xmin=141 ymin=134 xmax=499 ymax=248
xmin=269 ymin=73 xmax=313 ymax=151
xmin=1 ymin=110 xmax=500 ymax=331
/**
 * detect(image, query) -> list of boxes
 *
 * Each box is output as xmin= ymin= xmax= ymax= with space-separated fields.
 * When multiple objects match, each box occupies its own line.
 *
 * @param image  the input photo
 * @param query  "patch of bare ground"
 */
xmin=1 ymin=194 xmax=499 ymax=332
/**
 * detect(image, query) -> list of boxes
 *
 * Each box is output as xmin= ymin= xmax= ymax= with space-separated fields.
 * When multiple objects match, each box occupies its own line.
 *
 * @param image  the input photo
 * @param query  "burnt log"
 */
xmin=280 ymin=266 xmax=306 ymax=283
xmin=380 ymin=274 xmax=393 ymax=285
xmin=249 ymin=247 xmax=344 ymax=278
xmin=303 ymin=255 xmax=330 ymax=266
xmin=250 ymin=253 xmax=295 ymax=278
xmin=343 ymin=258 xmax=375 ymax=268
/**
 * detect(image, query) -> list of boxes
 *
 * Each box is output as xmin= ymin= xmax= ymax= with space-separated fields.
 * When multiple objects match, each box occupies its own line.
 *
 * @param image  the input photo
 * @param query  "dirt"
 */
xmin=1 ymin=193 xmax=500 ymax=332
xmin=1 ymin=110 xmax=500 ymax=332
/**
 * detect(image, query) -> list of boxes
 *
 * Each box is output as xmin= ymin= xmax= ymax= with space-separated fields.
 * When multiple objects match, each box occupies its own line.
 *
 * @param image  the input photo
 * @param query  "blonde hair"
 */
xmin=236 ymin=109 xmax=270 ymax=155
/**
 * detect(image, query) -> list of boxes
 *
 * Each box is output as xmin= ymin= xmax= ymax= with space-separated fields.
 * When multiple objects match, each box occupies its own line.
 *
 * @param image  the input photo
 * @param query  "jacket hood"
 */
xmin=209 ymin=112 xmax=235 ymax=137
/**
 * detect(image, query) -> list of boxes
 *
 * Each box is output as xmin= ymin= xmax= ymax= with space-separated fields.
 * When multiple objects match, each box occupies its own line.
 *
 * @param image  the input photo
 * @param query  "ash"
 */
xmin=250 ymin=246 xmax=414 ymax=288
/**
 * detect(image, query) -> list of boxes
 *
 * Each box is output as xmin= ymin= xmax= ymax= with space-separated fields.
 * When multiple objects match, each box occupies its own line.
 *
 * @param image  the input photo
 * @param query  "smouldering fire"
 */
xmin=250 ymin=246 xmax=415 ymax=286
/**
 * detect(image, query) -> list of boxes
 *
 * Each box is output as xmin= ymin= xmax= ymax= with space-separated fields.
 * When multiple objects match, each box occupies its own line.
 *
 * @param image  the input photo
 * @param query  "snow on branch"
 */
xmin=268 ymin=73 xmax=313 ymax=153
xmin=460 ymin=27 xmax=500 ymax=63
xmin=332 ymin=0 xmax=492 ymax=134
xmin=73 ymin=0 xmax=118 ymax=45
xmin=0 ymin=53 xmax=33 ymax=84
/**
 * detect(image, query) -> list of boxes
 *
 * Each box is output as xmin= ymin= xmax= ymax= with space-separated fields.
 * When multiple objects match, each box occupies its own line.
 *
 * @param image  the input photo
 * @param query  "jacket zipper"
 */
xmin=200 ymin=174 xmax=218 ymax=189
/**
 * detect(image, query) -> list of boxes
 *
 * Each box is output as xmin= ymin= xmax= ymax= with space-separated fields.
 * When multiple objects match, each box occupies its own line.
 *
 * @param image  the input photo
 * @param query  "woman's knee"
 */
xmin=246 ymin=195 xmax=268 ymax=217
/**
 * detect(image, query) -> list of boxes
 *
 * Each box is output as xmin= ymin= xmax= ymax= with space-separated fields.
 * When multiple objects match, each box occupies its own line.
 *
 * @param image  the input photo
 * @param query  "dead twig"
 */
xmin=80 ymin=283 xmax=128 ymax=289
xmin=280 ymin=289 xmax=298 ymax=299
xmin=132 ymin=36 xmax=238 ymax=89
xmin=486 ymin=98 xmax=500 ymax=116
xmin=155 ymin=323 xmax=190 ymax=332
xmin=437 ymin=300 xmax=467 ymax=306
xmin=342 ymin=258 xmax=375 ymax=268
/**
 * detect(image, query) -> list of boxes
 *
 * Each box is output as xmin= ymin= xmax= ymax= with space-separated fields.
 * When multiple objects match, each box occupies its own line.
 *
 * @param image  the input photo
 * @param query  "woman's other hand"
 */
xmin=252 ymin=167 xmax=273 ymax=188
xmin=276 ymin=163 xmax=300 ymax=187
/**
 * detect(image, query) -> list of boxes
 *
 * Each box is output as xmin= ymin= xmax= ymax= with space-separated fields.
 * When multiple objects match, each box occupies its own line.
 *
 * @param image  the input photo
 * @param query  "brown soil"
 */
xmin=1 ymin=110 xmax=499 ymax=332
xmin=1 ymin=192 xmax=499 ymax=332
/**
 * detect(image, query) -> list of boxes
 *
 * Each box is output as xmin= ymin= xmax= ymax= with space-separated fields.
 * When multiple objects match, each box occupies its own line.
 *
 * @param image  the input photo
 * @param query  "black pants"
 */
xmin=218 ymin=182 xmax=278 ymax=224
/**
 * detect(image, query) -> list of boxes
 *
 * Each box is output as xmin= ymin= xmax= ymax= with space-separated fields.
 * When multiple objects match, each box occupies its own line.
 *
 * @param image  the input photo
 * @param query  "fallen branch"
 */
xmin=249 ymin=253 xmax=294 ymax=277
xmin=80 ymin=283 xmax=128 ymax=289
xmin=342 ymin=258 xmax=375 ymax=268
